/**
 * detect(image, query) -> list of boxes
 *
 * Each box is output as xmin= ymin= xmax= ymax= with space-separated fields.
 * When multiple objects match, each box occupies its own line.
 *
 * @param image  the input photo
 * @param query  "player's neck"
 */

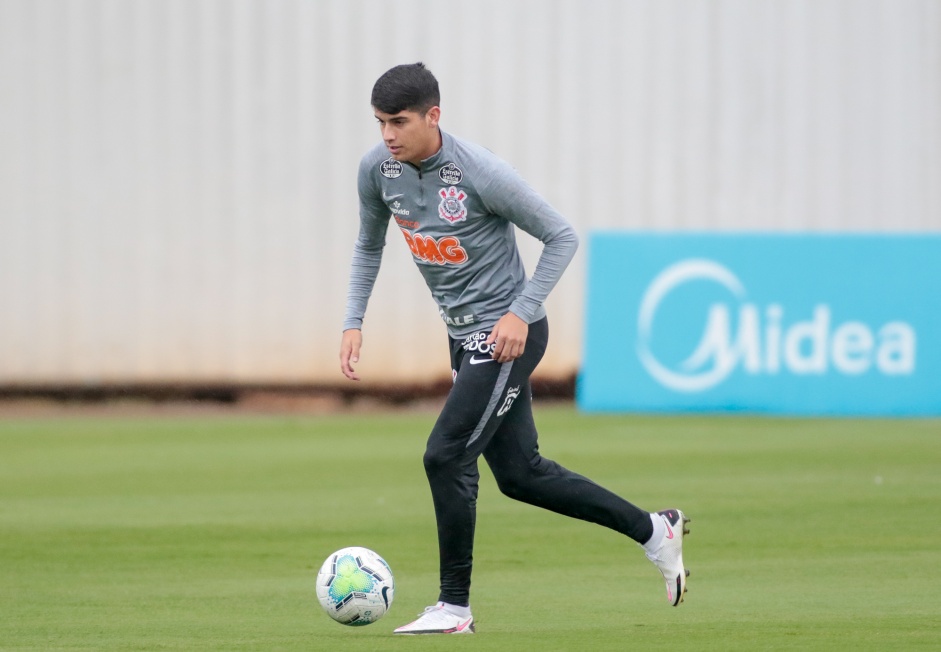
xmin=410 ymin=129 xmax=442 ymax=166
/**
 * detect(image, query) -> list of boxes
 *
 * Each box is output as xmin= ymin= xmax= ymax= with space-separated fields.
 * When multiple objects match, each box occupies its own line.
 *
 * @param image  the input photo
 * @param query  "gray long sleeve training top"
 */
xmin=344 ymin=130 xmax=579 ymax=338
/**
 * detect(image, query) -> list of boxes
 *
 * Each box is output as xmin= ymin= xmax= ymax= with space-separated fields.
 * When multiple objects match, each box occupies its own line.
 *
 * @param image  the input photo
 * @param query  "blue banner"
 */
xmin=578 ymin=233 xmax=941 ymax=415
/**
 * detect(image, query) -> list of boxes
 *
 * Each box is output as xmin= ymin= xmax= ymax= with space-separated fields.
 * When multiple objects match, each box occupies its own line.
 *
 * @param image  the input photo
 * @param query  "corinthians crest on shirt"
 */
xmin=438 ymin=186 xmax=468 ymax=224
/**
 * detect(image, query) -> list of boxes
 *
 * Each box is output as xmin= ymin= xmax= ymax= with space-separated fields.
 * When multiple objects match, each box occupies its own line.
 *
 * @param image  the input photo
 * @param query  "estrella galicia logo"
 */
xmin=438 ymin=162 xmax=463 ymax=185
xmin=637 ymin=259 xmax=917 ymax=393
xmin=380 ymin=158 xmax=403 ymax=179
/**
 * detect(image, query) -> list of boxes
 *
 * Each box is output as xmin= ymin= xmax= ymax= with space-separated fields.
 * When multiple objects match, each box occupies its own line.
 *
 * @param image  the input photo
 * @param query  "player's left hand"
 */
xmin=486 ymin=312 xmax=528 ymax=363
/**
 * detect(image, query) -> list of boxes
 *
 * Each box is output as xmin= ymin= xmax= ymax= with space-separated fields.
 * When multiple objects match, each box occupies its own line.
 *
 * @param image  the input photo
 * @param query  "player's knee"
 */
xmin=423 ymin=445 xmax=457 ymax=478
xmin=492 ymin=456 xmax=559 ymax=501
xmin=494 ymin=476 xmax=528 ymax=501
xmin=492 ymin=467 xmax=538 ymax=502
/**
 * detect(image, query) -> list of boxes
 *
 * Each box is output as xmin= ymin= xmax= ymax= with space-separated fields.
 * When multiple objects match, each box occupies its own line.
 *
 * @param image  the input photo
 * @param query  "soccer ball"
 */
xmin=316 ymin=547 xmax=394 ymax=626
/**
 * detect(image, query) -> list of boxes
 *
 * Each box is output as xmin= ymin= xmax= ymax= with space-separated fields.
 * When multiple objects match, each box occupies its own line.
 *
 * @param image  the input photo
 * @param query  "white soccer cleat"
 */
xmin=393 ymin=603 xmax=475 ymax=635
xmin=645 ymin=508 xmax=691 ymax=606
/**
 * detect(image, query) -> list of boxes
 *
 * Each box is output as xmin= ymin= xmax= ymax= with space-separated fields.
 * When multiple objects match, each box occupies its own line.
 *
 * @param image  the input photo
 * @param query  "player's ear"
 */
xmin=425 ymin=106 xmax=441 ymax=128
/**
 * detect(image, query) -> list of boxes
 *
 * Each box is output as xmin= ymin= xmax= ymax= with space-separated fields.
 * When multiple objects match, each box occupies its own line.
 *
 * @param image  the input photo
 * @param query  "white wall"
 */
xmin=1 ymin=0 xmax=939 ymax=386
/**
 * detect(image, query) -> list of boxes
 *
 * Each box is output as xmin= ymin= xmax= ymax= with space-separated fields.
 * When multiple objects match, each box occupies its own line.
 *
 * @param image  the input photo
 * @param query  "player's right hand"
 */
xmin=340 ymin=329 xmax=363 ymax=381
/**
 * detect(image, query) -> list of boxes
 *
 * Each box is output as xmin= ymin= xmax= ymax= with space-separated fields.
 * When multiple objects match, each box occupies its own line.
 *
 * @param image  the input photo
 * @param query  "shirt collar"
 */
xmin=419 ymin=129 xmax=451 ymax=170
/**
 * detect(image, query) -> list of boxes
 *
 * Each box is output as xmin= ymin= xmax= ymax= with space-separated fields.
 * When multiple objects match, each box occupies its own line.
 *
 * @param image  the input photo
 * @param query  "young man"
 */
xmin=339 ymin=62 xmax=690 ymax=635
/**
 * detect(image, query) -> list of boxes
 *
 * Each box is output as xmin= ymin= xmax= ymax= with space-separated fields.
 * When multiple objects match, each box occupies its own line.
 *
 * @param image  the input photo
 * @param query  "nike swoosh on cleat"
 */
xmin=469 ymin=355 xmax=495 ymax=365
xmin=664 ymin=518 xmax=675 ymax=540
xmin=446 ymin=618 xmax=474 ymax=633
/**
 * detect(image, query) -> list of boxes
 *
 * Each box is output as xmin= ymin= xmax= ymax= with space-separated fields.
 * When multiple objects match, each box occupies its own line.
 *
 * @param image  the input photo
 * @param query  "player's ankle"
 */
xmin=438 ymin=601 xmax=472 ymax=619
xmin=642 ymin=511 xmax=667 ymax=554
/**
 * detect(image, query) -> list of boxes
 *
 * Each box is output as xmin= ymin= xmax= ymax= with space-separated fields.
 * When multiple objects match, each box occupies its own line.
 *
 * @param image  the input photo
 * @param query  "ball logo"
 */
xmin=638 ymin=259 xmax=917 ymax=393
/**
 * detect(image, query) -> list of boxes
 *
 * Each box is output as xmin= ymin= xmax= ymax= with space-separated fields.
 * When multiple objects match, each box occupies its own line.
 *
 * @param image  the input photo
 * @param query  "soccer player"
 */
xmin=339 ymin=62 xmax=690 ymax=635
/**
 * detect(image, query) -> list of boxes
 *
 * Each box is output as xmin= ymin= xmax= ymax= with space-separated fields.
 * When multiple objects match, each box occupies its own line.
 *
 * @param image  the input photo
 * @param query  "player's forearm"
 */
xmin=342 ymin=239 xmax=384 ymax=330
xmin=508 ymin=224 xmax=578 ymax=321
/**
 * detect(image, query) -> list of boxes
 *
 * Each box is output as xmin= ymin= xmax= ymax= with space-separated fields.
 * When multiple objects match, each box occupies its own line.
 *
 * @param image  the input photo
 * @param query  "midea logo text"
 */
xmin=637 ymin=259 xmax=917 ymax=393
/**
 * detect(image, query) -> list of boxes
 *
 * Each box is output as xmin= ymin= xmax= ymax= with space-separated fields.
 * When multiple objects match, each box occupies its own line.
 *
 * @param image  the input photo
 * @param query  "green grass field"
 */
xmin=1 ymin=404 xmax=939 ymax=651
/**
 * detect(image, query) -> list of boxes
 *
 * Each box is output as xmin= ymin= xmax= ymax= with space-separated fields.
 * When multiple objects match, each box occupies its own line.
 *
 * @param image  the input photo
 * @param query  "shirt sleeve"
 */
xmin=343 ymin=158 xmax=391 ymax=331
xmin=476 ymin=157 xmax=579 ymax=323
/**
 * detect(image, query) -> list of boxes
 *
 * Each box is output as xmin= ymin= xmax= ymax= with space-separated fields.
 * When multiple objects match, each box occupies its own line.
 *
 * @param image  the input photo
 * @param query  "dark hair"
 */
xmin=371 ymin=62 xmax=440 ymax=115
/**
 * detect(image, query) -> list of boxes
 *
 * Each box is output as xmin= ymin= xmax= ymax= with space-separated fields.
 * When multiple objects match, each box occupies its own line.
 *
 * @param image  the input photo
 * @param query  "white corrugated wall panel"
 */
xmin=0 ymin=0 xmax=938 ymax=386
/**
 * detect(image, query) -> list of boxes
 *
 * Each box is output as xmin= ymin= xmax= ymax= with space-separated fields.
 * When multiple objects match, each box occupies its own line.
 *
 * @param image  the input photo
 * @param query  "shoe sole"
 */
xmin=393 ymin=619 xmax=475 ymax=635
xmin=671 ymin=513 xmax=691 ymax=606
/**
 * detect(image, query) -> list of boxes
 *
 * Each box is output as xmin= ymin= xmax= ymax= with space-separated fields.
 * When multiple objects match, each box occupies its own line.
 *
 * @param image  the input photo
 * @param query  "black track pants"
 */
xmin=423 ymin=317 xmax=653 ymax=606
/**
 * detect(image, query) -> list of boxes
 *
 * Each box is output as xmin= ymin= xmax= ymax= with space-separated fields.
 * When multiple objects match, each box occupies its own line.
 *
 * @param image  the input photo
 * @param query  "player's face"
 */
xmin=374 ymin=107 xmax=441 ymax=166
